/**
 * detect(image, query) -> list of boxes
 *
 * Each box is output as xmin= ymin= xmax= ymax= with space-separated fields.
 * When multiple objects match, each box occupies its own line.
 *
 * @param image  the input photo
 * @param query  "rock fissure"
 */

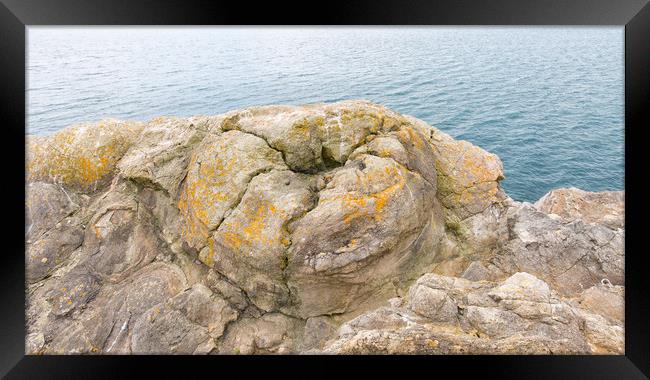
xmin=211 ymin=166 xmax=277 ymax=235
xmin=220 ymin=123 xmax=304 ymax=173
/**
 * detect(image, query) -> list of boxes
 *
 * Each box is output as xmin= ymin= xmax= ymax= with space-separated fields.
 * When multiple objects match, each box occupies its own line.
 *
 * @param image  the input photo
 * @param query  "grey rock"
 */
xmin=322 ymin=272 xmax=619 ymax=354
xmin=461 ymin=261 xmax=492 ymax=281
xmin=535 ymin=187 xmax=624 ymax=229
xmin=489 ymin=202 xmax=624 ymax=296
xmin=218 ymin=313 xmax=304 ymax=354
xmin=131 ymin=284 xmax=237 ymax=354
xmin=301 ymin=316 xmax=338 ymax=350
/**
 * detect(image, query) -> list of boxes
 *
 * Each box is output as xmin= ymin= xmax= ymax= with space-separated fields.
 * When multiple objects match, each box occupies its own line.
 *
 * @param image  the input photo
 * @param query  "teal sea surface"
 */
xmin=27 ymin=27 xmax=624 ymax=202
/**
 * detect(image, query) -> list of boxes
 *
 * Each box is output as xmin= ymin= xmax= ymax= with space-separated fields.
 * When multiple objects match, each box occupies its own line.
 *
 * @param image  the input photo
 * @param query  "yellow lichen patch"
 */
xmin=328 ymin=164 xmax=406 ymax=224
xmin=177 ymin=141 xmax=241 ymax=248
xmin=373 ymin=179 xmax=403 ymax=216
xmin=242 ymin=203 xmax=277 ymax=240
xmin=179 ymin=153 xmax=234 ymax=221
xmin=341 ymin=194 xmax=370 ymax=224
xmin=431 ymin=138 xmax=504 ymax=216
xmin=376 ymin=146 xmax=398 ymax=159
xmin=397 ymin=125 xmax=426 ymax=150
xmin=339 ymin=109 xmax=383 ymax=133
xmin=291 ymin=116 xmax=324 ymax=135
xmin=218 ymin=200 xmax=284 ymax=254
xmin=426 ymin=339 xmax=439 ymax=349
xmin=92 ymin=223 xmax=102 ymax=239
xmin=199 ymin=237 xmax=217 ymax=267
xmin=26 ymin=120 xmax=142 ymax=191
xmin=221 ymin=231 xmax=244 ymax=250
xmin=177 ymin=131 xmax=285 ymax=250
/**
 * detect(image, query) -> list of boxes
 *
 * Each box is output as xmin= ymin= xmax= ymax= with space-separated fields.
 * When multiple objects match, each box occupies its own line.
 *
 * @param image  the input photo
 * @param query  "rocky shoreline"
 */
xmin=25 ymin=100 xmax=624 ymax=354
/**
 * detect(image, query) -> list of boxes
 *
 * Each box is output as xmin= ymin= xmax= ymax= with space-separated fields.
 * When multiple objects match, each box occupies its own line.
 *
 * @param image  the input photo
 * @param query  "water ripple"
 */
xmin=26 ymin=27 xmax=624 ymax=202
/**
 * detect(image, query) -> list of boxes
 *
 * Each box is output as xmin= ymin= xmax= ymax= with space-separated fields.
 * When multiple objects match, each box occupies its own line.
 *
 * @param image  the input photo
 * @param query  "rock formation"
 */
xmin=25 ymin=100 xmax=624 ymax=354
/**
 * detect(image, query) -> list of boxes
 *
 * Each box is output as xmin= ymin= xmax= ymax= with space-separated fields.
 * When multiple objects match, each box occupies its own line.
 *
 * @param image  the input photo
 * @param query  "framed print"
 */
xmin=1 ymin=0 xmax=648 ymax=378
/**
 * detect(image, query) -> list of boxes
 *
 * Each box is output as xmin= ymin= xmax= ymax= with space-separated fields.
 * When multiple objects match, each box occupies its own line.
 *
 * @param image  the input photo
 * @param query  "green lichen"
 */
xmin=445 ymin=214 xmax=465 ymax=239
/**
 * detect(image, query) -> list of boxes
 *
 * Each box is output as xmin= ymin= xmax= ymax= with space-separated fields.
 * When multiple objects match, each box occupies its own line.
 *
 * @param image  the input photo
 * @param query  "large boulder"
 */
xmin=24 ymin=101 xmax=624 ymax=355
xmin=175 ymin=101 xmax=459 ymax=318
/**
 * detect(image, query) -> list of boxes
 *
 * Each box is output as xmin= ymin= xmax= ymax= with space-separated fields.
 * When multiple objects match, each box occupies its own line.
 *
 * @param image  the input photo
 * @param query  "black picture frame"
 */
xmin=1 ymin=0 xmax=648 ymax=378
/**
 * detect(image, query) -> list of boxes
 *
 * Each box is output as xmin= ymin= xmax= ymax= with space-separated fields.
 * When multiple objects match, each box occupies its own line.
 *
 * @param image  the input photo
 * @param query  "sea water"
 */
xmin=26 ymin=27 xmax=624 ymax=202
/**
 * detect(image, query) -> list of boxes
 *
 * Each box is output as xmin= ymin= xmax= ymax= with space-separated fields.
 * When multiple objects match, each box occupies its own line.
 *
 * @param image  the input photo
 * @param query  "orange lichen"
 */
xmin=200 ymin=237 xmax=217 ymax=267
xmin=177 ymin=141 xmax=240 ymax=248
xmin=339 ymin=108 xmax=383 ymax=133
xmin=27 ymin=121 xmax=141 ymax=190
xmin=221 ymin=201 xmax=283 ymax=250
xmin=221 ymin=231 xmax=243 ymax=250
xmin=329 ymin=164 xmax=406 ymax=224
xmin=432 ymin=140 xmax=503 ymax=213
xmin=373 ymin=180 xmax=402 ymax=215
xmin=92 ymin=222 xmax=103 ymax=239
xmin=397 ymin=126 xmax=426 ymax=150
xmin=242 ymin=203 xmax=277 ymax=240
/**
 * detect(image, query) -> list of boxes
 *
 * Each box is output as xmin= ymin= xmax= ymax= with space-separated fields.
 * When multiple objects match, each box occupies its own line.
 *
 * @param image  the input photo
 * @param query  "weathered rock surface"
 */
xmin=535 ymin=187 xmax=624 ymax=229
xmin=25 ymin=100 xmax=624 ymax=355
xmin=488 ymin=202 xmax=624 ymax=296
xmin=321 ymin=272 xmax=623 ymax=354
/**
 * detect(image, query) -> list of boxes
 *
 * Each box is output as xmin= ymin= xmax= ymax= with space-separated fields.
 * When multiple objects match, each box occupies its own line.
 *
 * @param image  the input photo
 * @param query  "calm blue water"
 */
xmin=26 ymin=27 xmax=624 ymax=202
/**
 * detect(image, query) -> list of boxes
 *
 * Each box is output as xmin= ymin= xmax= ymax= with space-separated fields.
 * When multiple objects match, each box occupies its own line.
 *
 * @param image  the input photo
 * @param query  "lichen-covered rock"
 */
xmin=177 ymin=130 xmax=287 ymax=252
xmin=25 ymin=101 xmax=624 ymax=355
xmin=208 ymin=170 xmax=316 ymax=312
xmin=27 ymin=119 xmax=144 ymax=192
xmin=285 ymin=153 xmax=443 ymax=317
xmin=176 ymin=101 xmax=457 ymax=318
xmin=220 ymin=101 xmax=407 ymax=172
xmin=405 ymin=115 xmax=506 ymax=220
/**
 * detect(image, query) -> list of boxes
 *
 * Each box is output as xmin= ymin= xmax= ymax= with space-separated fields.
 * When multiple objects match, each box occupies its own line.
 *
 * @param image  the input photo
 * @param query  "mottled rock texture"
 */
xmin=322 ymin=272 xmax=624 ymax=354
xmin=535 ymin=187 xmax=624 ymax=229
xmin=25 ymin=101 xmax=624 ymax=354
